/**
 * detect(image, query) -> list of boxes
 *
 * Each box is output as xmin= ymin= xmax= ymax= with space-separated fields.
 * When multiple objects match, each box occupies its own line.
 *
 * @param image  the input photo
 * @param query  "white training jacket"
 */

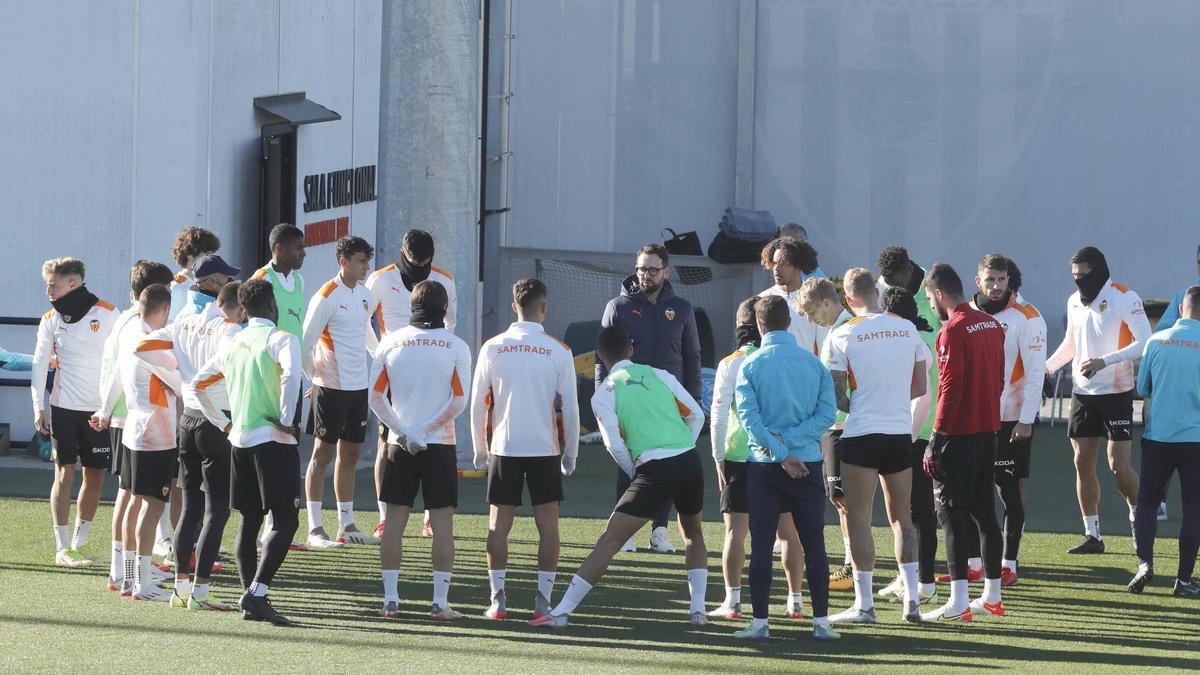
xmin=971 ymin=294 xmax=1048 ymax=424
xmin=32 ymin=298 xmax=118 ymax=414
xmin=135 ymin=302 xmax=242 ymax=412
xmin=301 ymin=275 xmax=372 ymax=391
xmin=1046 ymin=280 xmax=1151 ymax=395
xmin=369 ymin=325 xmax=472 ymax=447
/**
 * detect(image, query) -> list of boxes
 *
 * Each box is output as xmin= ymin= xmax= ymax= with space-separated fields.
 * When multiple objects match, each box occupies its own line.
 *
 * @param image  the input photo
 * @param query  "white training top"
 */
xmin=366 ymin=263 xmax=458 ymax=336
xmin=470 ymin=321 xmax=579 ymax=459
xmin=302 ymin=275 xmax=372 ymax=391
xmin=168 ymin=270 xmax=193 ymax=320
xmin=819 ymin=309 xmax=856 ymax=431
xmin=31 ymin=298 xmax=119 ymax=414
xmin=369 ymin=325 xmax=472 ymax=447
xmin=910 ymin=341 xmax=935 ymax=441
xmin=824 ymin=312 xmax=927 ymax=438
xmin=971 ymin=295 xmax=1048 ymax=424
xmin=100 ymin=306 xmax=142 ymax=428
xmin=190 ymin=317 xmax=302 ymax=448
xmin=709 ymin=346 xmax=751 ymax=462
xmin=99 ymin=320 xmax=182 ymax=452
xmin=1046 ymin=280 xmax=1152 ymax=395
xmin=137 ymin=302 xmax=242 ymax=411
xmin=758 ymin=285 xmax=828 ymax=355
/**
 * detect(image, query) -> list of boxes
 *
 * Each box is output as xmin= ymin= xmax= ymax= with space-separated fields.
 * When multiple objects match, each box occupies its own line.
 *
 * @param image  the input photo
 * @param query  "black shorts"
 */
xmin=933 ymin=432 xmax=996 ymax=512
xmin=306 ymin=386 xmax=369 ymax=443
xmin=116 ymin=444 xmax=134 ymax=491
xmin=1068 ymin=391 xmax=1133 ymax=441
xmin=109 ymin=426 xmax=125 ymax=477
xmin=231 ymin=442 xmax=302 ymax=513
xmin=836 ymin=432 xmax=911 ymax=475
xmin=994 ymin=421 xmax=1032 ymax=484
xmin=487 ymin=455 xmax=563 ymax=506
xmin=821 ymin=429 xmax=843 ymax=499
xmin=380 ymin=443 xmax=458 ymax=509
xmin=130 ymin=449 xmax=179 ymax=502
xmin=50 ymin=405 xmax=111 ymax=470
xmin=177 ymin=411 xmax=232 ymax=499
xmin=615 ymin=448 xmax=704 ymax=519
xmin=720 ymin=460 xmax=749 ymax=514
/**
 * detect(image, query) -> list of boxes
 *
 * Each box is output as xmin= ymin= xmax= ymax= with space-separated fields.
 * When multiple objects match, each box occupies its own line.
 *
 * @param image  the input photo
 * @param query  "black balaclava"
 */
xmin=904 ymin=260 xmax=925 ymax=296
xmin=399 ymin=254 xmax=433 ymax=290
xmin=1073 ymin=247 xmax=1110 ymax=306
xmin=735 ymin=323 xmax=761 ymax=349
xmin=409 ymin=304 xmax=446 ymax=329
xmin=51 ymin=285 xmax=99 ymax=323
xmin=974 ymin=290 xmax=1013 ymax=316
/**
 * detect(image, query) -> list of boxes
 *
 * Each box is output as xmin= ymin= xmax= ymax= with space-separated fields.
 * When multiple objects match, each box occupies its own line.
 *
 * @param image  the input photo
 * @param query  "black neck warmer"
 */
xmin=409 ymin=305 xmax=446 ymax=329
xmin=399 ymin=256 xmax=432 ymax=290
xmin=735 ymin=324 xmax=761 ymax=349
xmin=51 ymin=285 xmax=99 ymax=323
xmin=1075 ymin=261 xmax=1110 ymax=306
xmin=974 ymin=290 xmax=1012 ymax=316
xmin=904 ymin=261 xmax=925 ymax=295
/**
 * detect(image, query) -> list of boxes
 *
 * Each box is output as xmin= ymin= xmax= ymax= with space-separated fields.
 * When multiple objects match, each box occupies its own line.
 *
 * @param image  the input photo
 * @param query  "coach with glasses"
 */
xmin=596 ymin=243 xmax=702 ymax=553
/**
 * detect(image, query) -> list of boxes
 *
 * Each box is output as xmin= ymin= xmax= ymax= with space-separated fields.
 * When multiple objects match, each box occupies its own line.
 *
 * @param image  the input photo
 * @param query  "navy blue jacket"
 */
xmin=596 ymin=276 xmax=702 ymax=400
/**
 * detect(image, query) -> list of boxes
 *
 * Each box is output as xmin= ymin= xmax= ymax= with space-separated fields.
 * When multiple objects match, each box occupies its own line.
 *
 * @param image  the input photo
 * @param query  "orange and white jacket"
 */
xmin=135 ymin=302 xmax=242 ymax=412
xmin=971 ymin=295 xmax=1048 ymax=424
xmin=470 ymin=321 xmax=579 ymax=458
xmin=301 ymin=275 xmax=372 ymax=391
xmin=1046 ymin=280 xmax=1152 ymax=395
xmin=365 ymin=263 xmax=457 ymax=336
xmin=32 ymin=299 xmax=118 ymax=414
xmin=758 ymin=285 xmax=828 ymax=356
xmin=369 ymin=325 xmax=472 ymax=447
xmin=99 ymin=320 xmax=181 ymax=452
xmin=100 ymin=306 xmax=142 ymax=428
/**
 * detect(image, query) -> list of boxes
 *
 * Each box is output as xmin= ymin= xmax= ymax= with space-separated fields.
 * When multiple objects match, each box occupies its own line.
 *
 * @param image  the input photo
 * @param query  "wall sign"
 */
xmin=302 ymin=164 xmax=377 ymax=213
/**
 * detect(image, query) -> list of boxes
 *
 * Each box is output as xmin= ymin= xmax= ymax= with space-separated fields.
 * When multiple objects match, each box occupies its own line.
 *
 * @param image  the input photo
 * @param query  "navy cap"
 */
xmin=191 ymin=254 xmax=241 ymax=278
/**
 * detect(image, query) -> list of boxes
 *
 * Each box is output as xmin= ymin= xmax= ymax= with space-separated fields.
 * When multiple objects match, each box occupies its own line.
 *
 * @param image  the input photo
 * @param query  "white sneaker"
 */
xmin=828 ymin=606 xmax=877 ymax=624
xmin=337 ymin=526 xmax=381 ymax=545
xmin=620 ymin=536 xmax=636 ymax=552
xmin=149 ymin=564 xmax=173 ymax=583
xmin=153 ymin=537 xmax=174 ymax=558
xmin=132 ymin=585 xmax=171 ymax=602
xmin=306 ymin=529 xmax=345 ymax=549
xmin=649 ymin=527 xmax=676 ymax=553
xmin=690 ymin=611 xmax=708 ymax=626
xmin=877 ymin=577 xmax=905 ymax=603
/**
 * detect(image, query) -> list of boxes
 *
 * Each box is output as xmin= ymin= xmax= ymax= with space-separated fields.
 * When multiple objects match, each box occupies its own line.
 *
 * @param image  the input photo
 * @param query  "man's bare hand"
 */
xmin=1010 ymin=422 xmax=1033 ymax=443
xmin=35 ymin=410 xmax=50 ymax=435
xmin=1081 ymin=357 xmax=1107 ymax=379
xmin=265 ymin=416 xmax=299 ymax=440
xmin=782 ymin=456 xmax=809 ymax=480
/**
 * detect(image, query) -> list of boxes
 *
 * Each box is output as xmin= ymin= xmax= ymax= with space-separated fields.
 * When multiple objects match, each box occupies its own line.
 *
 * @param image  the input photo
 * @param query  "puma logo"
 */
xmin=288 ymin=308 xmax=301 ymax=321
xmin=626 ymin=375 xmax=650 ymax=391
xmin=631 ymin=309 xmax=643 ymax=318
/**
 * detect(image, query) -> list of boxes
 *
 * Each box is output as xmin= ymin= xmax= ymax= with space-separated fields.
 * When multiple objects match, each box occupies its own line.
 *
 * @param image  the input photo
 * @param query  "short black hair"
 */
xmin=512 ymin=278 xmax=548 ymax=312
xmin=217 ymin=280 xmax=241 ymax=309
xmin=736 ymin=297 xmax=757 ymax=326
xmin=877 ymin=245 xmax=911 ymax=280
xmin=1007 ymin=259 xmax=1023 ymax=293
xmin=138 ymin=284 xmax=172 ymax=316
xmin=411 ymin=280 xmax=448 ymax=309
xmin=881 ymin=287 xmax=932 ymax=332
xmin=597 ymin=325 xmax=632 ymax=363
xmin=335 ymin=235 xmax=374 ymax=262
xmin=637 ymin=243 xmax=669 ymax=267
xmin=754 ymin=295 xmax=791 ymax=332
xmin=130 ymin=260 xmax=174 ymax=296
xmin=1070 ymin=246 xmax=1106 ymax=268
xmin=923 ymin=262 xmax=965 ymax=298
xmin=238 ymin=278 xmax=276 ymax=318
xmin=977 ymin=253 xmax=1008 ymax=274
xmin=269 ymin=223 xmax=304 ymax=252
xmin=402 ymin=229 xmax=435 ymax=262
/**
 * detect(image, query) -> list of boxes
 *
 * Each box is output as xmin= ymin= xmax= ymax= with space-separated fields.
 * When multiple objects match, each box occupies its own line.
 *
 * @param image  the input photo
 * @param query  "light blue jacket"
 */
xmin=177 ymin=289 xmax=217 ymax=320
xmin=1157 ymin=279 xmax=1200 ymax=331
xmin=0 ymin=347 xmax=33 ymax=372
xmin=735 ymin=330 xmax=836 ymax=462
xmin=1138 ymin=318 xmax=1200 ymax=443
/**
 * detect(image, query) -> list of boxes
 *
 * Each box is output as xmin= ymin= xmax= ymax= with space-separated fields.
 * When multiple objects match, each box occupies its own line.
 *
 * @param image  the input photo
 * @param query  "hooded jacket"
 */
xmin=595 ymin=276 xmax=702 ymax=400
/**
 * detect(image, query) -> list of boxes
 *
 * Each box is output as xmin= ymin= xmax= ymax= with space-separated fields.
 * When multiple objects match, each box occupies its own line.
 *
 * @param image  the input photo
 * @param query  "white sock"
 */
xmin=1129 ymin=503 xmax=1137 ymax=523
xmin=72 ymin=518 xmax=91 ymax=549
xmin=788 ymin=591 xmax=804 ymax=606
xmin=552 ymin=574 xmax=593 ymax=615
xmin=949 ymin=579 xmax=969 ymax=611
xmin=919 ymin=582 xmax=936 ymax=596
xmin=433 ymin=571 xmax=452 ymax=607
xmin=337 ymin=501 xmax=355 ymax=528
xmin=537 ymin=570 xmax=557 ymax=601
xmin=687 ymin=568 xmax=707 ymax=614
xmin=424 ymin=509 xmax=432 ymax=524
xmin=726 ymin=586 xmax=742 ymax=607
xmin=175 ymin=578 xmax=192 ymax=596
xmin=378 ymin=501 xmax=388 ymax=521
xmin=249 ymin=581 xmax=269 ymax=597
xmin=489 ymin=569 xmax=507 ymax=596
xmin=307 ymin=502 xmax=324 ymax=532
xmin=752 ymin=617 xmax=768 ymax=630
xmin=1002 ymin=558 xmax=1018 ymax=573
xmin=842 ymin=537 xmax=852 ymax=565
xmin=110 ymin=540 xmax=123 ymax=580
xmin=157 ymin=510 xmax=170 ymax=541
xmin=137 ymin=555 xmax=153 ymax=591
xmin=1084 ymin=515 xmax=1101 ymax=539
xmin=382 ymin=569 xmax=400 ymax=602
xmin=967 ymin=557 xmax=983 ymax=572
xmin=123 ymin=550 xmax=136 ymax=586
xmin=53 ymin=525 xmax=69 ymax=551
xmin=982 ymin=577 xmax=1001 ymax=605
xmin=852 ymin=570 xmax=874 ymax=611
xmin=899 ymin=561 xmax=920 ymax=605
xmin=193 ymin=582 xmax=209 ymax=597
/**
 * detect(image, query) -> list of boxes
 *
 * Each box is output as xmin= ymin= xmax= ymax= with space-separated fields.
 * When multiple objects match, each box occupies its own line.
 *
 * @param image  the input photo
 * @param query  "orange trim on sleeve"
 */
xmin=846 ymin=316 xmax=868 ymax=326
xmin=375 ymin=306 xmax=387 ymax=335
xmin=373 ymin=369 xmax=389 ymax=393
xmin=1118 ymin=321 xmax=1133 ymax=349
xmin=96 ymin=299 xmax=116 ymax=311
xmin=675 ymin=397 xmax=693 ymax=418
xmin=847 ymin=363 xmax=858 ymax=391
xmin=135 ymin=339 xmax=174 ymax=352
xmin=195 ymin=373 xmax=224 ymax=391
xmin=149 ymin=375 xmax=169 ymax=408
xmin=450 ymin=369 xmax=464 ymax=396
xmin=251 ymin=268 xmax=268 ymax=280
xmin=320 ymin=328 xmax=335 ymax=351
xmin=318 ymin=280 xmax=338 ymax=298
xmin=430 ymin=264 xmax=454 ymax=280
xmin=1010 ymin=353 xmax=1025 ymax=385
xmin=1111 ymin=281 xmax=1130 ymax=294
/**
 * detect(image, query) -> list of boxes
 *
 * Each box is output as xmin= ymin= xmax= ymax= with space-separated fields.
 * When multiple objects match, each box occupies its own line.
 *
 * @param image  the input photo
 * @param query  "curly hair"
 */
xmin=876 ymin=245 xmax=910 ymax=281
xmin=171 ymin=227 xmax=221 ymax=268
xmin=760 ymin=238 xmax=819 ymax=275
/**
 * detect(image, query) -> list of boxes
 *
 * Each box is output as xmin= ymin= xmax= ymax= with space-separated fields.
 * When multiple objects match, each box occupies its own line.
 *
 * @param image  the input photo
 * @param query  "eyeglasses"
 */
xmin=635 ymin=266 xmax=666 ymax=276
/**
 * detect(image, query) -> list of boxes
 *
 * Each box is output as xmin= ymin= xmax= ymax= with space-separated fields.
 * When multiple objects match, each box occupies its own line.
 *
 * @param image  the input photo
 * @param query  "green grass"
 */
xmin=1 ymin=429 xmax=1197 ymax=673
